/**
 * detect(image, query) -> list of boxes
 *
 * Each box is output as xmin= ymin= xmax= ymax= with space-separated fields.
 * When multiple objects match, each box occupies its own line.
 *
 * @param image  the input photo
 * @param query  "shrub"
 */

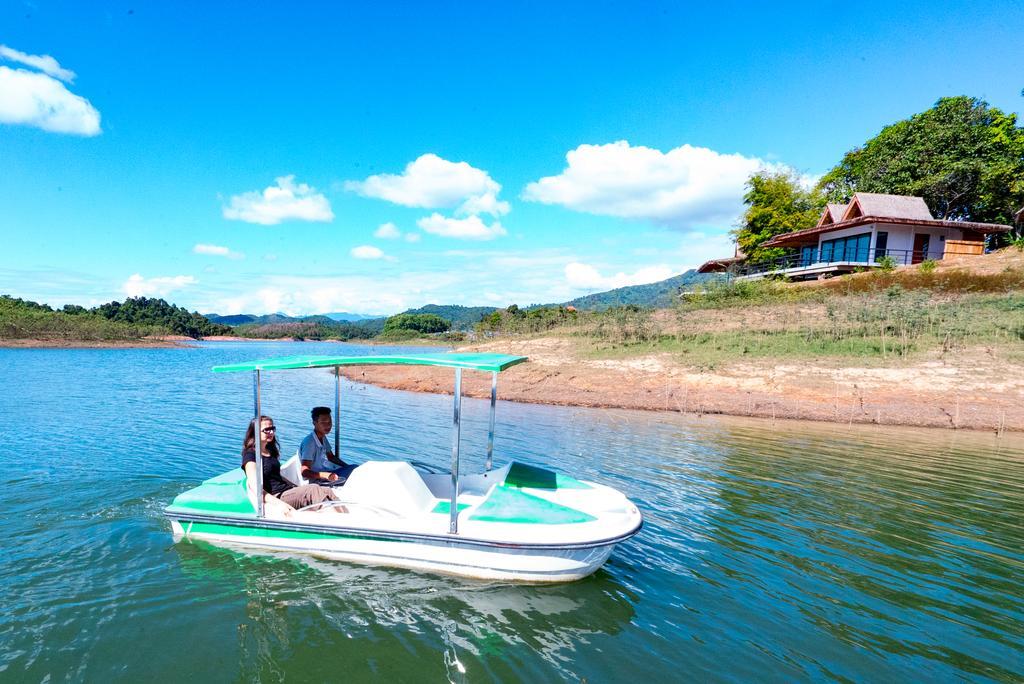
xmin=876 ymin=255 xmax=897 ymax=272
xmin=919 ymin=259 xmax=938 ymax=274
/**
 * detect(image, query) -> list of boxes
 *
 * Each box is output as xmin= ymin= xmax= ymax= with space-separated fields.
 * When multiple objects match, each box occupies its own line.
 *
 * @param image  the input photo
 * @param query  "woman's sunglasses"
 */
xmin=261 ymin=426 xmax=277 ymax=434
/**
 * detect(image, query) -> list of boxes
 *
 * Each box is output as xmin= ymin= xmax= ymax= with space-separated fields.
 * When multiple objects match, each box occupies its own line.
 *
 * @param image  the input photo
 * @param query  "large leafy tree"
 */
xmin=816 ymin=96 xmax=1024 ymax=225
xmin=732 ymin=170 xmax=824 ymax=262
xmin=382 ymin=313 xmax=450 ymax=335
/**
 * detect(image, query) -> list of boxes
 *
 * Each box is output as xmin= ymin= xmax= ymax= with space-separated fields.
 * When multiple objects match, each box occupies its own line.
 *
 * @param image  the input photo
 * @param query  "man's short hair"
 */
xmin=311 ymin=406 xmax=332 ymax=422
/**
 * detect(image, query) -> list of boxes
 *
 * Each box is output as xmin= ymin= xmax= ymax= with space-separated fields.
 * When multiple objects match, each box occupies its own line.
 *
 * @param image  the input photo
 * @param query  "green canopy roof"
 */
xmin=212 ymin=352 xmax=528 ymax=374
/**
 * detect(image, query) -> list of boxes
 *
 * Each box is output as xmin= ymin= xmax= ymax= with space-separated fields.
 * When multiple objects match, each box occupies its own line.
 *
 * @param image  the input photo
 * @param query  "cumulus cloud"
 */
xmin=0 ymin=65 xmax=100 ymax=136
xmin=351 ymin=245 xmax=385 ymax=259
xmin=122 ymin=273 xmax=196 ymax=298
xmin=524 ymin=141 xmax=782 ymax=229
xmin=345 ymin=153 xmax=509 ymax=217
xmin=193 ymin=243 xmax=243 ymax=259
xmin=564 ymin=262 xmax=674 ymax=291
xmin=200 ymin=271 xmax=465 ymax=317
xmin=417 ymin=214 xmax=507 ymax=240
xmin=223 ymin=175 xmax=334 ymax=225
xmin=405 ymin=232 xmax=421 ymax=243
xmin=456 ymin=191 xmax=510 ymax=218
xmin=0 ymin=45 xmax=76 ymax=82
xmin=374 ymin=222 xmax=401 ymax=239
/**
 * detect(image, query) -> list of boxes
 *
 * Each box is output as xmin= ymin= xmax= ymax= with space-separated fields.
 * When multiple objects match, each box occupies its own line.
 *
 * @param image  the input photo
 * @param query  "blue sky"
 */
xmin=1 ymin=0 xmax=1022 ymax=315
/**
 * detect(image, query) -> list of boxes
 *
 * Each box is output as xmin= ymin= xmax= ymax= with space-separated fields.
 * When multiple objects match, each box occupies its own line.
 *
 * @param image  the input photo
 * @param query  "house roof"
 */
xmin=696 ymin=256 xmax=743 ymax=273
xmin=815 ymin=203 xmax=847 ymax=227
xmin=763 ymin=216 xmax=1011 ymax=248
xmin=844 ymin=193 xmax=932 ymax=221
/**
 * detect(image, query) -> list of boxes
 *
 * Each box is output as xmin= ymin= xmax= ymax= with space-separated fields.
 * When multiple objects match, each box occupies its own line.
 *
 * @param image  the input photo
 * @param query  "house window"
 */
xmin=874 ymin=232 xmax=888 ymax=260
xmin=800 ymin=246 xmax=816 ymax=266
xmin=820 ymin=232 xmax=871 ymax=263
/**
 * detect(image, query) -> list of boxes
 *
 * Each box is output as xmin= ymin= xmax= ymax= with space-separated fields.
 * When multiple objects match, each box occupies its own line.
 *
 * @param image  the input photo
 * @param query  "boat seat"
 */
xmin=335 ymin=461 xmax=436 ymax=516
xmin=280 ymin=451 xmax=303 ymax=487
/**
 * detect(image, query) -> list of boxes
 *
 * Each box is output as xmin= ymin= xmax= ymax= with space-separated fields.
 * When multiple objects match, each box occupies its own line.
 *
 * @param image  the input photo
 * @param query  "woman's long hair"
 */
xmin=242 ymin=415 xmax=280 ymax=458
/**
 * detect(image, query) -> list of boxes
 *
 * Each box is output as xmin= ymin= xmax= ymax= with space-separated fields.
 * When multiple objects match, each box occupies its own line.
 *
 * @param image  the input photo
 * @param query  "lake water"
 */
xmin=0 ymin=341 xmax=1021 ymax=682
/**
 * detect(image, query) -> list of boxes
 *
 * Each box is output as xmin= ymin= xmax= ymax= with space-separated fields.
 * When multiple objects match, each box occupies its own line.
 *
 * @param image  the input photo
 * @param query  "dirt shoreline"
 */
xmin=337 ymin=338 xmax=1024 ymax=433
xmin=0 ymin=337 xmax=188 ymax=349
xmin=0 ymin=334 xmax=432 ymax=348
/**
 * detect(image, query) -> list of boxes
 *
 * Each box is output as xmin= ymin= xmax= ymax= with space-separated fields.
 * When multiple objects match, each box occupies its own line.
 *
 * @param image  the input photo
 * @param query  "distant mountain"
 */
xmin=206 ymin=312 xmax=350 ymax=326
xmin=401 ymin=304 xmax=499 ymax=330
xmin=205 ymin=313 xmax=258 ymax=326
xmin=207 ymin=272 xmax=709 ymax=333
xmin=557 ymin=269 xmax=711 ymax=310
xmin=324 ymin=312 xmax=380 ymax=322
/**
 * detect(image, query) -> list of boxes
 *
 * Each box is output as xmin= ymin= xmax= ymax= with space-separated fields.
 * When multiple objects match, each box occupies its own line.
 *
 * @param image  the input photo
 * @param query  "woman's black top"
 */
xmin=241 ymin=448 xmax=294 ymax=496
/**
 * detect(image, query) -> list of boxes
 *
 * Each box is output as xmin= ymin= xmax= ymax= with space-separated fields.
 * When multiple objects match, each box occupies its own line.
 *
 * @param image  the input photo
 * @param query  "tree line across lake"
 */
xmin=0 ymin=293 xmax=647 ymax=344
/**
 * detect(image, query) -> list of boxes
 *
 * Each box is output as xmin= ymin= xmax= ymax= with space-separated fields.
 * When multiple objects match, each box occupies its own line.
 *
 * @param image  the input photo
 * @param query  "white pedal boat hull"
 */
xmin=167 ymin=460 xmax=642 ymax=583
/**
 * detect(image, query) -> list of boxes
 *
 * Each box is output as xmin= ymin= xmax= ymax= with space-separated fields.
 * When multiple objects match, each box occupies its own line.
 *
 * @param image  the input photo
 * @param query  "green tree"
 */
xmin=381 ymin=313 xmax=450 ymax=336
xmin=93 ymin=297 xmax=232 ymax=338
xmin=816 ymin=96 xmax=1024 ymax=225
xmin=732 ymin=170 xmax=824 ymax=262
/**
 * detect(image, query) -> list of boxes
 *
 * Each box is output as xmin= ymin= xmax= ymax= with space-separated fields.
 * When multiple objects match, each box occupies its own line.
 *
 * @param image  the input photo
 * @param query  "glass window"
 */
xmin=820 ymin=232 xmax=871 ymax=263
xmin=875 ymin=232 xmax=888 ymax=260
xmin=821 ymin=240 xmax=834 ymax=262
xmin=855 ymin=234 xmax=870 ymax=261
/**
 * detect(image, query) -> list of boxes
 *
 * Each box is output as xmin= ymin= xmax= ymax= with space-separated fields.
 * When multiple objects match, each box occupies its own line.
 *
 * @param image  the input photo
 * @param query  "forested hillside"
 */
xmin=0 ymin=295 xmax=229 ymax=340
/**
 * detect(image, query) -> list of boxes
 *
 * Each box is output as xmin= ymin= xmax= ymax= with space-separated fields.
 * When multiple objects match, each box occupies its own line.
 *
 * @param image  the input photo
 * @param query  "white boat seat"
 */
xmin=335 ymin=461 xmax=436 ymax=516
xmin=280 ymin=451 xmax=303 ymax=487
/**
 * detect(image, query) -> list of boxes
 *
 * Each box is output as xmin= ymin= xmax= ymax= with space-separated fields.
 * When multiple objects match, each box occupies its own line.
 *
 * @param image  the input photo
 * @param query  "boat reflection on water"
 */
xmin=172 ymin=539 xmax=637 ymax=681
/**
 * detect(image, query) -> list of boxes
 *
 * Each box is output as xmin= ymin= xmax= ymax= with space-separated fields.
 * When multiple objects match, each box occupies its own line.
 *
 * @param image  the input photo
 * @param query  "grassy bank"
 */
xmin=479 ymin=256 xmax=1024 ymax=368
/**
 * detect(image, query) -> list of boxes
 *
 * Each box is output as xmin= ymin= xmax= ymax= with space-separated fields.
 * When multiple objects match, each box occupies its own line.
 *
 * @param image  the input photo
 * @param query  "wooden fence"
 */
xmin=945 ymin=239 xmax=984 ymax=256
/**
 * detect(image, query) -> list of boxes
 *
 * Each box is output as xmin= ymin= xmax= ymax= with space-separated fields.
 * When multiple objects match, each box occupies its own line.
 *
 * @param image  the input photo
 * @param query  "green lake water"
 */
xmin=0 ymin=341 xmax=1021 ymax=682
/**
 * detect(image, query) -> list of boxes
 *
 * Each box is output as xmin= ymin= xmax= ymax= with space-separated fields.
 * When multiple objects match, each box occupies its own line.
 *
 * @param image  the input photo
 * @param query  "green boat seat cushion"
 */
xmin=469 ymin=485 xmax=596 ymax=524
xmin=503 ymin=462 xmax=591 ymax=490
xmin=168 ymin=468 xmax=256 ymax=516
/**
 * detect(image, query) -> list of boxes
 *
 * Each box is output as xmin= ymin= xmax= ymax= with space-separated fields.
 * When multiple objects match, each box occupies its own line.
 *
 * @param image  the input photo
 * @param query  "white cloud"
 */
xmin=0 ymin=45 xmax=76 ymax=82
xmin=193 ymin=243 xmax=243 ymax=259
xmin=0 ymin=66 xmax=100 ymax=136
xmin=564 ymin=262 xmax=674 ymax=291
xmin=223 ymin=175 xmax=334 ymax=225
xmin=374 ymin=222 xmax=401 ymax=239
xmin=404 ymin=232 xmax=421 ymax=243
xmin=417 ymin=214 xmax=507 ymax=240
xmin=122 ymin=273 xmax=196 ymax=298
xmin=345 ymin=153 xmax=509 ymax=217
xmin=456 ymin=191 xmax=510 ymax=218
xmin=523 ymin=141 xmax=781 ymax=229
xmin=351 ymin=245 xmax=385 ymax=259
xmin=263 ymin=253 xmax=278 ymax=262
xmin=199 ymin=272 xmax=465 ymax=317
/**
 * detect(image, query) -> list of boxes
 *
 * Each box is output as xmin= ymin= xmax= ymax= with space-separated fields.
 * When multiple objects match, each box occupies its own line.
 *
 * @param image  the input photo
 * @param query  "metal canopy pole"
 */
xmin=485 ymin=371 xmax=497 ymax=471
xmin=334 ymin=367 xmax=340 ymax=458
xmin=253 ymin=370 xmax=265 ymax=519
xmin=449 ymin=368 xmax=463 ymax=534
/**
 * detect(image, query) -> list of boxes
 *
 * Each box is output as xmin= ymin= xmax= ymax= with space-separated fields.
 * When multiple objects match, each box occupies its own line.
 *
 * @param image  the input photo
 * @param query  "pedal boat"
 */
xmin=165 ymin=353 xmax=643 ymax=582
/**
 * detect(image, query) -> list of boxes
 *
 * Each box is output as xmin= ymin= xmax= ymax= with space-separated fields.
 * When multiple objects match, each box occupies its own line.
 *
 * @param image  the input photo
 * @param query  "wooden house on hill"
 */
xmin=698 ymin=192 xmax=1010 ymax=280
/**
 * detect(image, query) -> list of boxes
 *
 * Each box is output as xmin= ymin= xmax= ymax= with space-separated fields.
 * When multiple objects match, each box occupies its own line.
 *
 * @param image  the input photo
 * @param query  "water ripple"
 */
xmin=0 ymin=343 xmax=1021 ymax=682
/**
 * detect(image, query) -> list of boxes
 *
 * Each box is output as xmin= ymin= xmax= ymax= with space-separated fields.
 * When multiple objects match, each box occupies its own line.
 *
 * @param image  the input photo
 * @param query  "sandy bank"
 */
xmin=337 ymin=337 xmax=1024 ymax=432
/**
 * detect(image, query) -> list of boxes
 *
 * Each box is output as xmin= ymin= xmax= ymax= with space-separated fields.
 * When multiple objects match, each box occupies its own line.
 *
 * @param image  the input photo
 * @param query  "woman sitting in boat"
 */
xmin=242 ymin=416 xmax=342 ymax=516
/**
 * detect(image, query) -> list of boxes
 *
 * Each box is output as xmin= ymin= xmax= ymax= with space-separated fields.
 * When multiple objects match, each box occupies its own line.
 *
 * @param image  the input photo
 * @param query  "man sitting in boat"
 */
xmin=299 ymin=406 xmax=357 ymax=484
xmin=242 ymin=415 xmax=342 ymax=515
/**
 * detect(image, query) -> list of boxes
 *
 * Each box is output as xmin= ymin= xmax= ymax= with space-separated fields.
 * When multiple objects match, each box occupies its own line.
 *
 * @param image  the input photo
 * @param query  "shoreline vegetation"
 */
xmin=4 ymin=250 xmax=1024 ymax=432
